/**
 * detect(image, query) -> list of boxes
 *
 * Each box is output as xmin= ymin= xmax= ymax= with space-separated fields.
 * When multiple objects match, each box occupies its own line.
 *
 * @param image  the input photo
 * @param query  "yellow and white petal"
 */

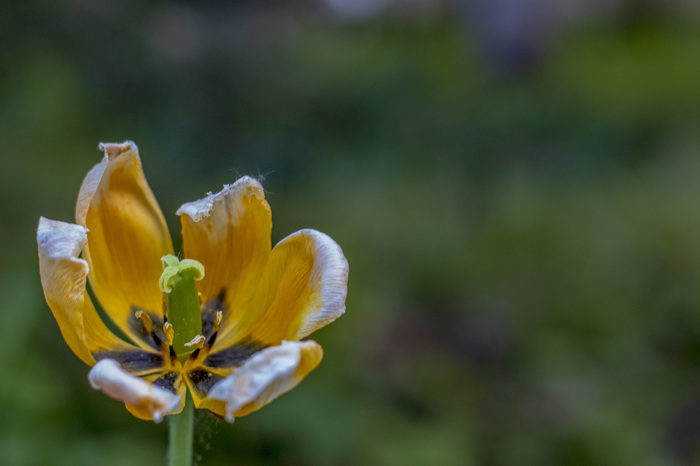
xmin=177 ymin=177 xmax=271 ymax=343
xmin=75 ymin=142 xmax=174 ymax=346
xmin=204 ymin=340 xmax=323 ymax=422
xmin=88 ymin=359 xmax=184 ymax=422
xmin=181 ymin=364 xmax=230 ymax=416
xmin=37 ymin=217 xmax=142 ymax=366
xmin=242 ymin=229 xmax=348 ymax=347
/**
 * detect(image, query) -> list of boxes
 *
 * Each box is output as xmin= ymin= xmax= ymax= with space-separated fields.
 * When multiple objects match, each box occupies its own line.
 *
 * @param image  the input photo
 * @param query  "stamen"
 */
xmin=135 ymin=310 xmax=153 ymax=332
xmin=214 ymin=311 xmax=223 ymax=332
xmin=184 ymin=335 xmax=206 ymax=349
xmin=163 ymin=322 xmax=174 ymax=346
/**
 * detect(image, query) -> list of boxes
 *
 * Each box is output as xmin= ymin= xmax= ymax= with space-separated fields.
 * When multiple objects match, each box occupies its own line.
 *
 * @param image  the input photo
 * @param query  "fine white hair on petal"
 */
xmin=287 ymin=229 xmax=349 ymax=340
xmin=88 ymin=359 xmax=181 ymax=423
xmin=207 ymin=341 xmax=316 ymax=423
xmin=175 ymin=176 xmax=263 ymax=223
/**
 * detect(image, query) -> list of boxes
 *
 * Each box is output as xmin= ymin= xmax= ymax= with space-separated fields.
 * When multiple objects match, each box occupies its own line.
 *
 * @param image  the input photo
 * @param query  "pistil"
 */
xmin=159 ymin=255 xmax=205 ymax=359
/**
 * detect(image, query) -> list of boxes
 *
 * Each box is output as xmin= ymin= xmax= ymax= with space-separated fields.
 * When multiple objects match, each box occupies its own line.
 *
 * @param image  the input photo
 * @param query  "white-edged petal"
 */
xmin=74 ymin=141 xmax=174 ymax=349
xmin=240 ymin=228 xmax=349 ymax=346
xmin=177 ymin=176 xmax=272 ymax=344
xmin=289 ymin=229 xmax=349 ymax=340
xmin=37 ymin=218 xmax=92 ymax=365
xmin=88 ymin=359 xmax=182 ymax=423
xmin=207 ymin=340 xmax=322 ymax=423
xmin=38 ymin=217 xmax=137 ymax=365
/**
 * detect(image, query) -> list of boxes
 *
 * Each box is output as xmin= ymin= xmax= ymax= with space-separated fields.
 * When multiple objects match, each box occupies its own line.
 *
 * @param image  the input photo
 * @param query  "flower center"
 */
xmin=159 ymin=255 xmax=205 ymax=360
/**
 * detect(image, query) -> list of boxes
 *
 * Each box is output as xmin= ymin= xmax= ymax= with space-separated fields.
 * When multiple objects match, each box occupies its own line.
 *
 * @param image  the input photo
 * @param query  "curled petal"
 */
xmin=243 ymin=229 xmax=349 ymax=347
xmin=76 ymin=141 xmax=174 ymax=348
xmin=178 ymin=177 xmax=272 ymax=343
xmin=37 ymin=217 xmax=142 ymax=366
xmin=204 ymin=340 xmax=323 ymax=422
xmin=88 ymin=359 xmax=183 ymax=422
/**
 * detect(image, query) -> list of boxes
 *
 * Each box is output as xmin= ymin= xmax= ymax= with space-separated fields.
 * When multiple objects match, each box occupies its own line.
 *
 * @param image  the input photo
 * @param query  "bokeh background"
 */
xmin=2 ymin=0 xmax=700 ymax=465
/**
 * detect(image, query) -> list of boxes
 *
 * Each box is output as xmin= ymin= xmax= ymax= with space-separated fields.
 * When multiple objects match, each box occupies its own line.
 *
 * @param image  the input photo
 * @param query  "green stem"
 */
xmin=168 ymin=390 xmax=194 ymax=466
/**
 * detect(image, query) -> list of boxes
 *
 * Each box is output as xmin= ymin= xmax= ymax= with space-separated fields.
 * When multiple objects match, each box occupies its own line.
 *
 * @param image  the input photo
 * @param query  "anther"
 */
xmin=184 ymin=335 xmax=206 ymax=349
xmin=214 ymin=311 xmax=223 ymax=332
xmin=163 ymin=322 xmax=174 ymax=346
xmin=135 ymin=310 xmax=153 ymax=332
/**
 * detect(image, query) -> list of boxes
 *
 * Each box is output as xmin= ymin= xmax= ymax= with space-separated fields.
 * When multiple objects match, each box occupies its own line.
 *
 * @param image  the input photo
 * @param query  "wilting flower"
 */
xmin=37 ymin=141 xmax=348 ymax=422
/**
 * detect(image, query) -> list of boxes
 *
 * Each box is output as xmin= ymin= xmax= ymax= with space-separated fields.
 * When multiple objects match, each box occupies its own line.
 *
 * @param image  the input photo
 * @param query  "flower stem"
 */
xmin=168 ymin=390 xmax=194 ymax=466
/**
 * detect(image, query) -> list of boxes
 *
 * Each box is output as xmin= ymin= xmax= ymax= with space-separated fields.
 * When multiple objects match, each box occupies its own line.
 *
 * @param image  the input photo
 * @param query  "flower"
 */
xmin=37 ymin=141 xmax=348 ymax=423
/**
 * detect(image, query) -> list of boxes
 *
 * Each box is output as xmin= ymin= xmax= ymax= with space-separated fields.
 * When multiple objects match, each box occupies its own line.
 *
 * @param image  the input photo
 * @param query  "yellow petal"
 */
xmin=202 ymin=340 xmax=323 ymax=422
xmin=181 ymin=363 xmax=230 ymax=416
xmin=243 ymin=229 xmax=348 ymax=347
xmin=75 ymin=142 xmax=174 ymax=347
xmin=37 ymin=217 xmax=144 ymax=366
xmin=178 ymin=339 xmax=260 ymax=414
xmin=177 ymin=177 xmax=271 ymax=344
xmin=88 ymin=359 xmax=184 ymax=422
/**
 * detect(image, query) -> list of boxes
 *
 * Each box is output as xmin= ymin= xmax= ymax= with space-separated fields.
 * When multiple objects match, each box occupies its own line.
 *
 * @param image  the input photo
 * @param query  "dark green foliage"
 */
xmin=2 ymin=2 xmax=700 ymax=465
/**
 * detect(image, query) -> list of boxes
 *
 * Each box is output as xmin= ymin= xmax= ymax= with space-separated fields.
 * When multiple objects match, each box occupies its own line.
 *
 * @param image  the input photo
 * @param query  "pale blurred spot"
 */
xmin=146 ymin=4 xmax=201 ymax=63
xmin=322 ymin=0 xmax=393 ymax=20
xmin=322 ymin=0 xmax=445 ymax=20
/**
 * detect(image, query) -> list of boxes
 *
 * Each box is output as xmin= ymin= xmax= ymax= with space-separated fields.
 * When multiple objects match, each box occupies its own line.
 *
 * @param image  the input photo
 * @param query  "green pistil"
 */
xmin=159 ymin=255 xmax=204 ymax=359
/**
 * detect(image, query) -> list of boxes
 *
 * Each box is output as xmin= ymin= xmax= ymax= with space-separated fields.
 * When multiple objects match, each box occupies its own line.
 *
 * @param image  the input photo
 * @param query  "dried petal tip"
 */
xmin=98 ymin=141 xmax=137 ymax=159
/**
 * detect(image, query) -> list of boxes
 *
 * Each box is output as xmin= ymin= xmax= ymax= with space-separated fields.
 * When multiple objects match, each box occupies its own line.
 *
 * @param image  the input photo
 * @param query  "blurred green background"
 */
xmin=3 ymin=0 xmax=700 ymax=465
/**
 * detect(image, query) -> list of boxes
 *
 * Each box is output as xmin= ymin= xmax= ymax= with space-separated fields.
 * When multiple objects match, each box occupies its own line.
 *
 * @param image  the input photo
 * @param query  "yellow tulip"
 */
xmin=37 ymin=141 xmax=348 ymax=423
